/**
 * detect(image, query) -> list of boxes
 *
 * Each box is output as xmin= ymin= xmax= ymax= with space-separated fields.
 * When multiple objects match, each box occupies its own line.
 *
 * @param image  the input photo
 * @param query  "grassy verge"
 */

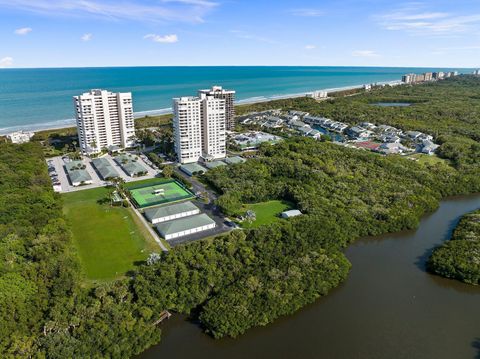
xmin=407 ymin=153 xmax=450 ymax=166
xmin=239 ymin=200 xmax=294 ymax=229
xmin=62 ymin=187 xmax=158 ymax=281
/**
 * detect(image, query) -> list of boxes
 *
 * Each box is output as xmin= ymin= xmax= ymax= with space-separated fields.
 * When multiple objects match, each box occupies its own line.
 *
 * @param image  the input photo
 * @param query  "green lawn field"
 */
xmin=63 ymin=187 xmax=158 ymax=281
xmin=407 ymin=153 xmax=450 ymax=166
xmin=240 ymin=200 xmax=294 ymax=229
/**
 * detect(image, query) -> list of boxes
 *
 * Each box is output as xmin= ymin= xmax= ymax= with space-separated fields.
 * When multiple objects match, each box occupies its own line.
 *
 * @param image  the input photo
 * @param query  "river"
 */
xmin=139 ymin=194 xmax=480 ymax=359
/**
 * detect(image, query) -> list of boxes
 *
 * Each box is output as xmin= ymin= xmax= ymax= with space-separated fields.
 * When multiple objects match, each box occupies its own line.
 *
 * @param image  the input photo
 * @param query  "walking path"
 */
xmin=128 ymin=198 xmax=169 ymax=252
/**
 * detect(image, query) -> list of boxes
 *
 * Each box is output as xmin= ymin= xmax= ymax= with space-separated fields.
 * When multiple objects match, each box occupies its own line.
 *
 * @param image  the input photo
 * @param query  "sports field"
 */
xmin=63 ymin=187 xmax=158 ymax=281
xmin=129 ymin=180 xmax=194 ymax=208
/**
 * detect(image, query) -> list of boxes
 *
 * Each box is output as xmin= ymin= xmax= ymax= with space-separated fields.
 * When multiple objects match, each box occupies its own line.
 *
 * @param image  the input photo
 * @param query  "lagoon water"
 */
xmin=0 ymin=66 xmax=465 ymax=134
xmin=140 ymin=194 xmax=480 ymax=359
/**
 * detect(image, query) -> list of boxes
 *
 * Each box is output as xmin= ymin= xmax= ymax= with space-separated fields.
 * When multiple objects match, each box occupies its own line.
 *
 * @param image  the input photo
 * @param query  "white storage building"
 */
xmin=156 ymin=213 xmax=216 ymax=240
xmin=281 ymin=210 xmax=302 ymax=219
xmin=144 ymin=201 xmax=200 ymax=225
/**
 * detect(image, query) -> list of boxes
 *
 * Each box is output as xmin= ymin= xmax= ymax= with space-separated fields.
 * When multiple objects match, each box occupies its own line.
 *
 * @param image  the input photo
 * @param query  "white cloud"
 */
xmin=289 ymin=8 xmax=324 ymax=17
xmin=14 ymin=27 xmax=32 ymax=35
xmin=144 ymin=34 xmax=178 ymax=43
xmin=0 ymin=0 xmax=218 ymax=23
xmin=377 ymin=4 xmax=480 ymax=36
xmin=81 ymin=33 xmax=93 ymax=41
xmin=305 ymin=45 xmax=316 ymax=50
xmin=352 ymin=50 xmax=379 ymax=57
xmin=0 ymin=57 xmax=14 ymax=68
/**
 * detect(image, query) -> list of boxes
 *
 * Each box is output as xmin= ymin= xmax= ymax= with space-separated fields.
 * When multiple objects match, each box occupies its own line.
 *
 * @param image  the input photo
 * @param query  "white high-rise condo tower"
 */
xmin=73 ymin=89 xmax=136 ymax=155
xmin=198 ymin=86 xmax=236 ymax=130
xmin=173 ymin=93 xmax=227 ymax=164
xmin=173 ymin=96 xmax=204 ymax=164
xmin=201 ymin=93 xmax=226 ymax=161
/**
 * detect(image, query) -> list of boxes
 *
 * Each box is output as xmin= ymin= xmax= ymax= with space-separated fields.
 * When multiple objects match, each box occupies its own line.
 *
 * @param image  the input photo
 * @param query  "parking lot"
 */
xmin=46 ymin=152 xmax=161 ymax=193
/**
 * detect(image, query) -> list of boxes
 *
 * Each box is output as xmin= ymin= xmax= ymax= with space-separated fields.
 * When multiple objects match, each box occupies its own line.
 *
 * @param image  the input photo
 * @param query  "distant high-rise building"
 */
xmin=198 ymin=86 xmax=236 ymax=130
xmin=416 ymin=74 xmax=426 ymax=82
xmin=402 ymin=74 xmax=414 ymax=83
xmin=73 ymin=89 xmax=135 ymax=155
xmin=173 ymin=93 xmax=226 ymax=164
xmin=424 ymin=72 xmax=433 ymax=81
xmin=474 ymin=69 xmax=480 ymax=75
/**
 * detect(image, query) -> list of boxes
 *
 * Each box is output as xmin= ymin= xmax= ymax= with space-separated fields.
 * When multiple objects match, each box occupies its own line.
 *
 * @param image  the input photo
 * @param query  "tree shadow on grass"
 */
xmin=97 ymin=197 xmax=110 ymax=205
xmin=472 ymin=338 xmax=480 ymax=359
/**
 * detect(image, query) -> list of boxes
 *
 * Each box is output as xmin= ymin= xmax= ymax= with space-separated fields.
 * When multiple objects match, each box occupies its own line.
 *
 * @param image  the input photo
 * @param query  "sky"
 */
xmin=0 ymin=0 xmax=480 ymax=68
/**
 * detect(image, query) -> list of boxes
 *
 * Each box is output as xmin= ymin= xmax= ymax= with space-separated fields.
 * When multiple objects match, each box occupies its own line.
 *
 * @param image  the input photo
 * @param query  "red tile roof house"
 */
xmin=352 ymin=141 xmax=382 ymax=151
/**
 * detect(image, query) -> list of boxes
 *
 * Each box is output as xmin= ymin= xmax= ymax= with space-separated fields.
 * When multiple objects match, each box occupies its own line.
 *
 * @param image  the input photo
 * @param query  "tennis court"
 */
xmin=129 ymin=180 xmax=194 ymax=208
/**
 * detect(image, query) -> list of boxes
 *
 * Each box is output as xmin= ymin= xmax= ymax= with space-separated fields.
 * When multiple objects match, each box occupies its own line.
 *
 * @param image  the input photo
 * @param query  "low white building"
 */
xmin=156 ymin=213 xmax=216 ymax=240
xmin=281 ymin=210 xmax=302 ymax=219
xmin=144 ymin=201 xmax=200 ymax=225
xmin=378 ymin=142 xmax=408 ymax=155
xmin=419 ymin=140 xmax=440 ymax=155
xmin=7 ymin=131 xmax=35 ymax=144
xmin=65 ymin=160 xmax=93 ymax=187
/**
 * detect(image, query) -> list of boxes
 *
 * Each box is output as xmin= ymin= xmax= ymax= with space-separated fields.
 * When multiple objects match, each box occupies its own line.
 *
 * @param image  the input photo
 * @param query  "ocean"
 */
xmin=0 ymin=66 xmax=467 ymax=134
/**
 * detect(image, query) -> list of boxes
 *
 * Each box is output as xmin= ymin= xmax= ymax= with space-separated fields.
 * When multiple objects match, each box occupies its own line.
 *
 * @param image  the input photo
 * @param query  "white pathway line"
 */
xmin=129 ymin=199 xmax=169 ymax=252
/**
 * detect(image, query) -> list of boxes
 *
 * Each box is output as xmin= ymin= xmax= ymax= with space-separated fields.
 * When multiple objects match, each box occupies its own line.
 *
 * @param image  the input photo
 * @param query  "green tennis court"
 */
xmin=129 ymin=180 xmax=194 ymax=208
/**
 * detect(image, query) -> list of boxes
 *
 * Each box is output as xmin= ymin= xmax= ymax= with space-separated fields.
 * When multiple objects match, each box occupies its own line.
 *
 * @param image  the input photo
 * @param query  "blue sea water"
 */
xmin=0 ymin=66 xmax=467 ymax=134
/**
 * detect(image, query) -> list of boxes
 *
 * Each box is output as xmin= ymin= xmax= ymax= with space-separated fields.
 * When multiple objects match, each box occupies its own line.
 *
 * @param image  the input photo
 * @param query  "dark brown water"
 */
xmin=140 ymin=195 xmax=480 ymax=359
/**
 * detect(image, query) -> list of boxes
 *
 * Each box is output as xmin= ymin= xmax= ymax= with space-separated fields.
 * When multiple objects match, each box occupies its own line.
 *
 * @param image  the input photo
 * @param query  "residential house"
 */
xmin=347 ymin=126 xmax=373 ymax=141
xmin=419 ymin=140 xmax=440 ymax=155
xmin=377 ymin=142 xmax=408 ymax=155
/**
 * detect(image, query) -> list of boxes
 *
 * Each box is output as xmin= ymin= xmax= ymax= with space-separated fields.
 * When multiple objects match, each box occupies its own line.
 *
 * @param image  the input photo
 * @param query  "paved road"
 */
xmin=167 ymin=168 xmax=232 ymax=247
xmin=174 ymin=168 xmax=218 ymax=202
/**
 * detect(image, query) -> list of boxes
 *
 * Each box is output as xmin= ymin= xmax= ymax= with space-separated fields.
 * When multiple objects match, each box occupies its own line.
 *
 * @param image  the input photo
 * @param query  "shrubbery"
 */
xmin=428 ymin=210 xmax=480 ymax=284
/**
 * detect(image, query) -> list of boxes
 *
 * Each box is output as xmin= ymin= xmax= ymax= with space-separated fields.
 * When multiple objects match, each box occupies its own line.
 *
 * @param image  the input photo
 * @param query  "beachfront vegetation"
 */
xmin=135 ymin=114 xmax=172 ymax=128
xmin=428 ymin=210 xmax=480 ymax=285
xmin=63 ymin=187 xmax=157 ymax=281
xmin=1 ymin=76 xmax=480 ymax=356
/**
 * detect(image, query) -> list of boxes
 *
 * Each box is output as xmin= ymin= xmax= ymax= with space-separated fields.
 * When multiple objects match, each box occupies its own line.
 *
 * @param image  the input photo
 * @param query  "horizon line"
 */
xmin=0 ymin=65 xmax=475 ymax=70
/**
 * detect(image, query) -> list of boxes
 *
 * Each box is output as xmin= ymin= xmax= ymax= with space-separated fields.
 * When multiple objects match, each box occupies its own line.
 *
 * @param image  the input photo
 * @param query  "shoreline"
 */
xmin=0 ymin=80 xmax=400 ymax=136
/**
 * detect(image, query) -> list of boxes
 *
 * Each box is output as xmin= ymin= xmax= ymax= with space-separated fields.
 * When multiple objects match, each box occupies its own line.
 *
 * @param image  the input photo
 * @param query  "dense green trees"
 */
xmin=428 ymin=210 xmax=480 ymax=284
xmin=0 ymin=143 xmax=160 ymax=357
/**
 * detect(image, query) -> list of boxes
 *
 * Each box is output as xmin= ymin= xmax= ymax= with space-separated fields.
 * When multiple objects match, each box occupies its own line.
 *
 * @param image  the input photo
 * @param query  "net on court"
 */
xmin=129 ymin=180 xmax=194 ymax=208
